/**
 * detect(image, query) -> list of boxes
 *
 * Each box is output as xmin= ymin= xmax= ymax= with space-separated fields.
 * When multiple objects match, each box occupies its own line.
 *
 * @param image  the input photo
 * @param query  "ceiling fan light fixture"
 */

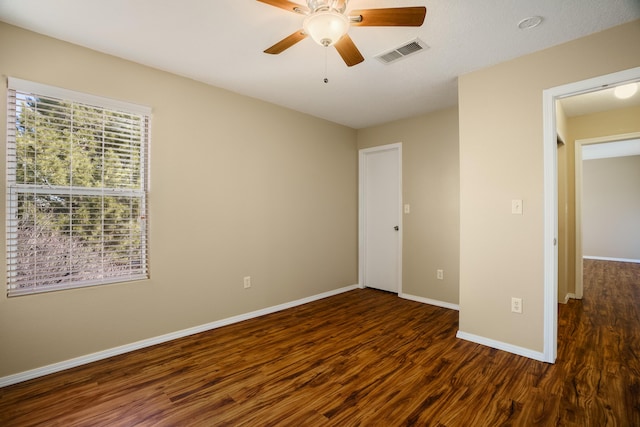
xmin=303 ymin=11 xmax=350 ymax=47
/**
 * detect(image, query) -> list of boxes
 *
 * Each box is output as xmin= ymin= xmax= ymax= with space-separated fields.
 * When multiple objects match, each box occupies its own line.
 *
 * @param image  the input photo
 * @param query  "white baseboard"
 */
xmin=562 ymin=293 xmax=577 ymax=304
xmin=583 ymin=256 xmax=640 ymax=264
xmin=399 ymin=293 xmax=459 ymax=311
xmin=456 ymin=330 xmax=547 ymax=362
xmin=0 ymin=284 xmax=360 ymax=388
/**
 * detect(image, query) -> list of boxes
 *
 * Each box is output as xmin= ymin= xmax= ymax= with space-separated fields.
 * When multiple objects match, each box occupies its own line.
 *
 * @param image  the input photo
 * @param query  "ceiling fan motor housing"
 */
xmin=307 ymin=0 xmax=348 ymax=13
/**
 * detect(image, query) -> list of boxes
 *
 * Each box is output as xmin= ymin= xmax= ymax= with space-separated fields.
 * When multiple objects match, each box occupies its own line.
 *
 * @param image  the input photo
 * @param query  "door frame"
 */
xmin=359 ymin=143 xmax=403 ymax=293
xmin=542 ymin=66 xmax=640 ymax=363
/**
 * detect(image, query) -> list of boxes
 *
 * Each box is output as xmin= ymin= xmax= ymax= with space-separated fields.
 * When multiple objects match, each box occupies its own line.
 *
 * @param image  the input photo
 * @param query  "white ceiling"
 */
xmin=1 ymin=0 xmax=639 ymax=129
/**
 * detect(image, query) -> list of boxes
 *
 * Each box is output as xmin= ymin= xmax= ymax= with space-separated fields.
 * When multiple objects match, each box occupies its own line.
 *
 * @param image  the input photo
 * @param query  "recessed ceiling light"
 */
xmin=518 ymin=16 xmax=543 ymax=30
xmin=614 ymin=83 xmax=639 ymax=99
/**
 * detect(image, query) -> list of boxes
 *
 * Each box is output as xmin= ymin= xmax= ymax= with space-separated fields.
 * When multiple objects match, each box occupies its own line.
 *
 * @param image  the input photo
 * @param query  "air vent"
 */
xmin=375 ymin=38 xmax=429 ymax=64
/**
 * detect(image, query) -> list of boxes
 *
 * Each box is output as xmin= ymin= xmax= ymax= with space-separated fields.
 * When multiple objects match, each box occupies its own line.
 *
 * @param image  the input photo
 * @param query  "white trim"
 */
xmin=8 ymin=77 xmax=151 ymax=115
xmin=456 ymin=331 xmax=546 ymax=362
xmin=574 ymin=138 xmax=585 ymax=300
xmin=563 ymin=293 xmax=577 ymax=304
xmin=581 ymin=138 xmax=640 ymax=160
xmin=584 ymin=256 xmax=640 ymax=264
xmin=0 ymin=284 xmax=359 ymax=388
xmin=358 ymin=143 xmax=403 ymax=294
xmin=400 ymin=292 xmax=459 ymax=311
xmin=542 ymin=66 xmax=640 ymax=364
xmin=542 ymin=86 xmax=559 ymax=363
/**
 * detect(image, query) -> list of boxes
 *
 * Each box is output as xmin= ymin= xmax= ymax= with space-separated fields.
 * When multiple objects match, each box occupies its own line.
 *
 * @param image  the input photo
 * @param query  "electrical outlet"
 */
xmin=511 ymin=297 xmax=522 ymax=313
xmin=436 ymin=269 xmax=444 ymax=280
xmin=243 ymin=276 xmax=251 ymax=289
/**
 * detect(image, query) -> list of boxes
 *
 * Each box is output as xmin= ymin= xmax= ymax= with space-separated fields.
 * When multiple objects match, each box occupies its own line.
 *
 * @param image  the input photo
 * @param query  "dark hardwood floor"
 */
xmin=1 ymin=259 xmax=638 ymax=426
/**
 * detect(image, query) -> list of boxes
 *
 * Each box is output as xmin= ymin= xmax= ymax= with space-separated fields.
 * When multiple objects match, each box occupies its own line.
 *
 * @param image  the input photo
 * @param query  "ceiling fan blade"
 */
xmin=334 ymin=34 xmax=364 ymax=67
xmin=264 ymin=30 xmax=307 ymax=54
xmin=350 ymin=7 xmax=427 ymax=26
xmin=256 ymin=0 xmax=308 ymax=14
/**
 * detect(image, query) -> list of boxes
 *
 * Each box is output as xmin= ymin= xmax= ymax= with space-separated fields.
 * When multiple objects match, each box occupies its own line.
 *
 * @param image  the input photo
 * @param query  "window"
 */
xmin=6 ymin=78 xmax=150 ymax=296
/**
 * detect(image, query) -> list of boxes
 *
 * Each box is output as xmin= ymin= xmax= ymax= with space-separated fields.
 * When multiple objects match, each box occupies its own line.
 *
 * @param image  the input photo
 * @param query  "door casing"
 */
xmin=542 ymin=66 xmax=640 ymax=363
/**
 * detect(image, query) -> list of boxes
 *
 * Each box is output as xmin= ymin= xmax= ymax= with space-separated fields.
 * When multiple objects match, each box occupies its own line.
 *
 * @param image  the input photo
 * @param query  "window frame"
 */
xmin=6 ymin=78 xmax=151 ymax=296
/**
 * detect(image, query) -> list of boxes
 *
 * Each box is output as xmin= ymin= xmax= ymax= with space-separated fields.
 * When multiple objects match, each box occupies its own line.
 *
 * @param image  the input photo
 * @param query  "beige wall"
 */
xmin=0 ymin=23 xmax=358 ymax=378
xmin=582 ymin=155 xmax=640 ymax=260
xmin=357 ymin=108 xmax=460 ymax=305
xmin=570 ymin=105 xmax=640 ymax=140
xmin=458 ymin=21 xmax=640 ymax=352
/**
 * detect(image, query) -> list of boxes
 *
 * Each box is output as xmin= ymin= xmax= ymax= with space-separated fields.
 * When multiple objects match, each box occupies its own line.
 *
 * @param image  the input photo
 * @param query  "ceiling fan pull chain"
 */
xmin=323 ymin=46 xmax=329 ymax=84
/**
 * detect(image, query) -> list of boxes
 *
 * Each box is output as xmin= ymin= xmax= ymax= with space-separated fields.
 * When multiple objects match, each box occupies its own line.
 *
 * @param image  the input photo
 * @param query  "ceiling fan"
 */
xmin=258 ymin=0 xmax=427 ymax=67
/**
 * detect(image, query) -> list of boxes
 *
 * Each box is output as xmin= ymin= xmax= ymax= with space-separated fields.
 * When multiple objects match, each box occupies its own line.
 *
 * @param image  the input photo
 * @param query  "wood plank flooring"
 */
xmin=1 ymin=259 xmax=638 ymax=426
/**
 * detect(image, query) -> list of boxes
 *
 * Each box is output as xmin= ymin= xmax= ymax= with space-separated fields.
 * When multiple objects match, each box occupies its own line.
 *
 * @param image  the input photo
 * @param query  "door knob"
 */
xmin=394 ymin=226 xmax=399 ymax=231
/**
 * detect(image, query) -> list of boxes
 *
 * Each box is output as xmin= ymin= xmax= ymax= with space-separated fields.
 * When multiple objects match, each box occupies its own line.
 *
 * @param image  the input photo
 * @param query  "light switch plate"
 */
xmin=512 ymin=199 xmax=523 ymax=215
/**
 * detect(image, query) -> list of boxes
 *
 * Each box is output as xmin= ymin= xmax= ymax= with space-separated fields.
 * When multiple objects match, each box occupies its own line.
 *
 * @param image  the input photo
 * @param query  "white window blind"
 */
xmin=6 ymin=78 xmax=150 ymax=296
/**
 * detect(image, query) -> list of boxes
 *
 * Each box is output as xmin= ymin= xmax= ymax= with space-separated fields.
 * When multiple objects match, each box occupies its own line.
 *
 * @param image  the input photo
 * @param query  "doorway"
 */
xmin=543 ymin=66 xmax=640 ymax=363
xmin=359 ymin=143 xmax=402 ymax=293
xmin=574 ymin=135 xmax=640 ymax=298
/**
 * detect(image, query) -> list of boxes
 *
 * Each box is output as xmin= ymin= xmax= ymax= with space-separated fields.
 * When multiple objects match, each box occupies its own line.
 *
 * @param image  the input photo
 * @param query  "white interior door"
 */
xmin=359 ymin=144 xmax=402 ymax=293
